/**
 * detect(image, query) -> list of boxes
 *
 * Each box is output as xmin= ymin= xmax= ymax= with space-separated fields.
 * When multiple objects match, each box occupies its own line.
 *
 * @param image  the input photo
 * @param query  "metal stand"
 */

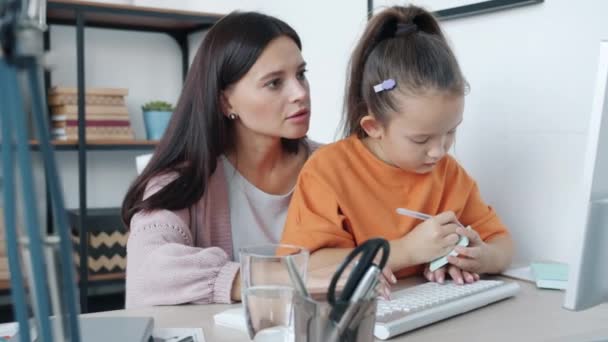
xmin=1 ymin=0 xmax=81 ymax=340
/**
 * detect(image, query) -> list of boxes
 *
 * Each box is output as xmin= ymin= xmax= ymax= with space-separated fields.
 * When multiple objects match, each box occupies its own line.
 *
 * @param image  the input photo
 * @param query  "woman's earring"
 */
xmin=228 ymin=113 xmax=238 ymax=120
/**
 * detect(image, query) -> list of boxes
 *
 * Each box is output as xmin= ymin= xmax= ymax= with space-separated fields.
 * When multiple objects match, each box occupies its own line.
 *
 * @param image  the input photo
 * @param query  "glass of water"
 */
xmin=240 ymin=244 xmax=309 ymax=341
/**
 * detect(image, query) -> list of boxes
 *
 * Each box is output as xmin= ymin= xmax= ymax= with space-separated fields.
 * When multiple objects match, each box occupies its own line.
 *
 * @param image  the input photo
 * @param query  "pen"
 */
xmin=396 ymin=207 xmax=465 ymax=228
xmin=285 ymin=255 xmax=309 ymax=298
xmin=328 ymin=239 xmax=389 ymax=316
xmin=335 ymin=265 xmax=380 ymax=334
xmin=397 ymin=207 xmax=471 ymax=272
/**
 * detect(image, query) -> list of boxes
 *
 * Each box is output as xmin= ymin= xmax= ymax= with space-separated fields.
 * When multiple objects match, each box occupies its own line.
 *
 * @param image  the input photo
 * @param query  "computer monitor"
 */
xmin=563 ymin=40 xmax=608 ymax=311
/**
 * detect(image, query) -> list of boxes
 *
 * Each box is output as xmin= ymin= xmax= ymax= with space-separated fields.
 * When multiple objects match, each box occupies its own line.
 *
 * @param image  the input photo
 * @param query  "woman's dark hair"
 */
xmin=342 ymin=5 xmax=467 ymax=138
xmin=122 ymin=11 xmax=304 ymax=225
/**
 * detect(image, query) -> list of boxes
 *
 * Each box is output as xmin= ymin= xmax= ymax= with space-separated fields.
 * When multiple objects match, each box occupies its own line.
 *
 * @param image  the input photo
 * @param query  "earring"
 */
xmin=228 ymin=113 xmax=238 ymax=120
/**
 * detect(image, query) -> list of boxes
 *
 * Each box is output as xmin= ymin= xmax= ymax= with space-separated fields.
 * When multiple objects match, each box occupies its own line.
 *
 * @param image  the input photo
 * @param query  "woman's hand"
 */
xmin=446 ymin=226 xmax=490 ymax=274
xmin=423 ymin=263 xmax=480 ymax=285
xmin=231 ymin=270 xmax=242 ymax=302
xmin=401 ymin=211 xmax=461 ymax=265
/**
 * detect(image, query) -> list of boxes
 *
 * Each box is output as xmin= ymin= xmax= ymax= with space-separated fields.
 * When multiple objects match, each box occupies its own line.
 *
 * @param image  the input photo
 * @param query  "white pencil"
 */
xmin=396 ymin=208 xmax=465 ymax=228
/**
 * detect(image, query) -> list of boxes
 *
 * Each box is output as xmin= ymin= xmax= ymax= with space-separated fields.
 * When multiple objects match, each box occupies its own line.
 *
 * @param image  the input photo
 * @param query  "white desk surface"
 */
xmin=89 ymin=277 xmax=608 ymax=341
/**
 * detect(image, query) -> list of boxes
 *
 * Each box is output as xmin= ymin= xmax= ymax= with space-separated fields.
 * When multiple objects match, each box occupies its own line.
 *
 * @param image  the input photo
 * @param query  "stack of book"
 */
xmin=48 ymin=87 xmax=134 ymax=141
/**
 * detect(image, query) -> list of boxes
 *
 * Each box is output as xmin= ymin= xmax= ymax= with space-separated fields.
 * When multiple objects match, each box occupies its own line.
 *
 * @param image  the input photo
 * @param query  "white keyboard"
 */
xmin=374 ymin=279 xmax=520 ymax=340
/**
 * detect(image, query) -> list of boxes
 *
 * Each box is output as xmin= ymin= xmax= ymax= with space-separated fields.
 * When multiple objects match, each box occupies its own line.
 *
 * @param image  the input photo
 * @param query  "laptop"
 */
xmin=51 ymin=316 xmax=154 ymax=342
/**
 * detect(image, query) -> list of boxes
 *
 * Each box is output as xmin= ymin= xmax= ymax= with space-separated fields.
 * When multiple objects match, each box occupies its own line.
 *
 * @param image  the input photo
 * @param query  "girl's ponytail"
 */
xmin=342 ymin=5 xmax=466 ymax=138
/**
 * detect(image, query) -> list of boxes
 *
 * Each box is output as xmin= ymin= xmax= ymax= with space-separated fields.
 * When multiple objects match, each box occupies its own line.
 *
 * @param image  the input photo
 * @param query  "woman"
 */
xmin=122 ymin=11 xmax=315 ymax=308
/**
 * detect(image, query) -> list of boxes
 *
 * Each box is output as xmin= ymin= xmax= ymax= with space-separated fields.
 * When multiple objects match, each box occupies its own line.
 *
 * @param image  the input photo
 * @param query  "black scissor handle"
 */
xmin=327 ymin=238 xmax=390 ymax=305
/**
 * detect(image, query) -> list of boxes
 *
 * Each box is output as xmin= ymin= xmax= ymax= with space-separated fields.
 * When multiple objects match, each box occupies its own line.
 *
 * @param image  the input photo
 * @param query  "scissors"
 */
xmin=327 ymin=238 xmax=390 ymax=323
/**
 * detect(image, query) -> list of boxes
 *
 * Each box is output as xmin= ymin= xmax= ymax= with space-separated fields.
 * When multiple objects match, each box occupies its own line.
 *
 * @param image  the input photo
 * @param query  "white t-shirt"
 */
xmin=221 ymin=156 xmax=294 ymax=261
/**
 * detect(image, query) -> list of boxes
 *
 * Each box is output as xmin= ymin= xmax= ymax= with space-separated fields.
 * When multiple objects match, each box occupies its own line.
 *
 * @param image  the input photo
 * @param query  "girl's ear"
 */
xmin=360 ymin=114 xmax=385 ymax=139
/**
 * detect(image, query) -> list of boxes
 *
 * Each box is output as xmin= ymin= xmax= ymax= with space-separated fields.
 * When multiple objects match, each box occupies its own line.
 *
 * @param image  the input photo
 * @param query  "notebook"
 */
xmin=530 ymin=262 xmax=569 ymax=290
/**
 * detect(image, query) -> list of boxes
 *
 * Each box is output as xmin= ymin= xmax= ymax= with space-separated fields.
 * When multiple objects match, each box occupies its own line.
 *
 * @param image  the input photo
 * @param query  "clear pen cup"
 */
xmin=240 ymin=244 xmax=309 ymax=341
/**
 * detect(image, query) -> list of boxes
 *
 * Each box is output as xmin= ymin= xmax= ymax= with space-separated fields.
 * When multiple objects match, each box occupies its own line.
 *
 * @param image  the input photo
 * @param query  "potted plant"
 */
xmin=142 ymin=100 xmax=174 ymax=140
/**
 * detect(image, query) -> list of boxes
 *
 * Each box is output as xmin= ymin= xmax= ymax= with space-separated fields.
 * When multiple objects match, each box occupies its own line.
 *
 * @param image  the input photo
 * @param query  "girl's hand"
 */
xmin=423 ymin=263 xmax=480 ymax=285
xmin=446 ymin=226 xmax=489 ymax=274
xmin=402 ymin=211 xmax=461 ymax=265
xmin=376 ymin=266 xmax=398 ymax=300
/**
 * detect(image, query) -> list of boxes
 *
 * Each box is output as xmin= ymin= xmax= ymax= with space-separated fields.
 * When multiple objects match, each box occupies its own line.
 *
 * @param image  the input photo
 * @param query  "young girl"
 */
xmin=280 ymin=5 xmax=513 ymax=296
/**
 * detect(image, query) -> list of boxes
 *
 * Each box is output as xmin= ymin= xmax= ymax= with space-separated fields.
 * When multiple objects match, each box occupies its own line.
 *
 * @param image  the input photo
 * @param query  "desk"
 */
xmin=89 ymin=278 xmax=608 ymax=341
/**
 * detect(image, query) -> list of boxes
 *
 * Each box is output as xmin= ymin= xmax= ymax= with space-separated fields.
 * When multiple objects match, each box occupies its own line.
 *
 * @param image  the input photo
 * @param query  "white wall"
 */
xmin=375 ymin=0 xmax=608 ymax=264
xmin=149 ymin=0 xmax=369 ymax=142
xmin=52 ymin=0 xmax=367 ymax=207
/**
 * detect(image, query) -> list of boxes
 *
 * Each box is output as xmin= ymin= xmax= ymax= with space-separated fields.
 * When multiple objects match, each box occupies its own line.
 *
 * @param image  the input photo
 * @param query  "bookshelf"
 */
xmin=36 ymin=0 xmax=224 ymax=313
xmin=47 ymin=0 xmax=222 ymax=31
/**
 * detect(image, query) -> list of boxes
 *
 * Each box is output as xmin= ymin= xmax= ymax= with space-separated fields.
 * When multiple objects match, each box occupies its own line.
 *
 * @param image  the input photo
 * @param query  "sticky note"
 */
xmin=429 ymin=226 xmax=471 ymax=272
xmin=530 ymin=262 xmax=568 ymax=290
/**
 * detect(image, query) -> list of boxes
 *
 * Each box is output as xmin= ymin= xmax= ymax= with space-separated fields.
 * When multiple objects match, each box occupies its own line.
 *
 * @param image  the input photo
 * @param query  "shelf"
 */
xmin=29 ymin=139 xmax=158 ymax=151
xmin=0 ymin=273 xmax=125 ymax=294
xmin=87 ymin=272 xmax=125 ymax=283
xmin=47 ymin=0 xmax=224 ymax=33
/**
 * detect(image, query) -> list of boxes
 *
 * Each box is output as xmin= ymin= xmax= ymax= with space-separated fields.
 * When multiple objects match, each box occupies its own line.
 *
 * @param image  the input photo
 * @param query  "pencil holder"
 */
xmin=293 ymin=293 xmax=377 ymax=342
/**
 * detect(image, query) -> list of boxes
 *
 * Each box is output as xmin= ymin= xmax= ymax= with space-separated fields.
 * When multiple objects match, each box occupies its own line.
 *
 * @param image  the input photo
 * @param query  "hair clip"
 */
xmin=373 ymin=79 xmax=396 ymax=93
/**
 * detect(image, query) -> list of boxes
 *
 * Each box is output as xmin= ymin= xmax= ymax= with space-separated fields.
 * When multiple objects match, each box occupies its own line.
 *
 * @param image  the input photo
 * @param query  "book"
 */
xmin=52 ymin=135 xmax=135 ymax=141
xmin=52 ymin=134 xmax=135 ymax=141
xmin=48 ymin=86 xmax=128 ymax=97
xmin=530 ymin=262 xmax=568 ymax=290
xmin=51 ymin=114 xmax=130 ymax=121
xmin=52 ymin=126 xmax=133 ymax=136
xmin=51 ymin=105 xmax=129 ymax=116
xmin=48 ymin=94 xmax=126 ymax=106
xmin=52 ymin=129 xmax=134 ymax=140
xmin=52 ymin=120 xmax=131 ymax=128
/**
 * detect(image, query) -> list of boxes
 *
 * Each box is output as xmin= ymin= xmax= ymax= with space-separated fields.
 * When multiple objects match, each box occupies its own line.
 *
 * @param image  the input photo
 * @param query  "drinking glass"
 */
xmin=240 ymin=244 xmax=309 ymax=341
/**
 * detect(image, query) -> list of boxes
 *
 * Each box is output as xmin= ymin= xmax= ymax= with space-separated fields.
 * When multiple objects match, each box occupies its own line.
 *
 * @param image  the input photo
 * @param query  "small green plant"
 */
xmin=142 ymin=100 xmax=174 ymax=112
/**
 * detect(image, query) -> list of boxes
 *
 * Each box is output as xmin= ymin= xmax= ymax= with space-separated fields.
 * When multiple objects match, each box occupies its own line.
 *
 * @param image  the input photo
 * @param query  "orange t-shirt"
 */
xmin=280 ymin=136 xmax=509 ymax=278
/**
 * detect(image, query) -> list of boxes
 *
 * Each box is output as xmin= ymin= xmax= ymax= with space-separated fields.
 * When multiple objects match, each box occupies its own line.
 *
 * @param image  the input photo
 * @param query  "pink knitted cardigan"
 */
xmin=125 ymin=159 xmax=239 ymax=308
xmin=125 ymin=142 xmax=319 ymax=308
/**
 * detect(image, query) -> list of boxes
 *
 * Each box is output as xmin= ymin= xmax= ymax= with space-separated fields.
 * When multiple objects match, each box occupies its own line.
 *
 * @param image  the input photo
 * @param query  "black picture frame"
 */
xmin=368 ymin=0 xmax=544 ymax=21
